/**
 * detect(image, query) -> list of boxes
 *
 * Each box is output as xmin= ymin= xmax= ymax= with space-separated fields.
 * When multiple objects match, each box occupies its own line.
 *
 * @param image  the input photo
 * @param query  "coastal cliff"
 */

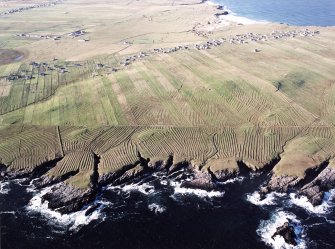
xmin=1 ymin=125 xmax=334 ymax=214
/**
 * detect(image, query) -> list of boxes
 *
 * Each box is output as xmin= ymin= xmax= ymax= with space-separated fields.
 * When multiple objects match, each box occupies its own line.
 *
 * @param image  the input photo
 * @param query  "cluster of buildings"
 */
xmin=228 ymin=29 xmax=320 ymax=44
xmin=193 ymin=29 xmax=320 ymax=50
xmin=69 ymin=30 xmax=87 ymax=38
xmin=5 ymin=74 xmax=27 ymax=81
xmin=5 ymin=29 xmax=321 ymax=81
xmin=69 ymin=30 xmax=90 ymax=42
xmin=16 ymin=33 xmax=62 ymax=41
xmin=152 ymin=45 xmax=190 ymax=54
xmin=0 ymin=0 xmax=62 ymax=16
xmin=5 ymin=60 xmax=73 ymax=81
xmin=270 ymin=29 xmax=320 ymax=39
xmin=16 ymin=29 xmax=90 ymax=42
xmin=194 ymin=39 xmax=226 ymax=50
xmin=113 ymin=29 xmax=320 ymax=70
xmin=118 ymin=52 xmax=148 ymax=67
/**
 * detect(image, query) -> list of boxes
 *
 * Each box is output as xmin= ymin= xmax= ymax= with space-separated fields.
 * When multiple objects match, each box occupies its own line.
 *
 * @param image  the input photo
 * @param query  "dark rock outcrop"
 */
xmin=263 ymin=163 xmax=335 ymax=206
xmin=215 ymin=11 xmax=229 ymax=17
xmin=210 ymin=168 xmax=237 ymax=182
xmin=0 ymin=163 xmax=6 ymax=180
xmin=299 ymin=166 xmax=335 ymax=206
xmin=115 ymin=164 xmax=147 ymax=184
xmin=168 ymin=160 xmax=189 ymax=174
xmin=84 ymin=203 xmax=101 ymax=216
xmin=181 ymin=169 xmax=216 ymax=190
xmin=272 ymin=221 xmax=297 ymax=246
xmin=262 ymin=175 xmax=301 ymax=194
xmin=42 ymin=182 xmax=97 ymax=214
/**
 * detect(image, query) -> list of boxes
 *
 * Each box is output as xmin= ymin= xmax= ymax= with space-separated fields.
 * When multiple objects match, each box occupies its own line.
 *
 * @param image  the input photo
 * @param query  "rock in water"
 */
xmin=42 ymin=182 xmax=97 ymax=214
xmin=181 ymin=169 xmax=215 ymax=190
xmin=215 ymin=11 xmax=229 ymax=17
xmin=271 ymin=221 xmax=297 ymax=246
xmin=84 ymin=203 xmax=101 ymax=216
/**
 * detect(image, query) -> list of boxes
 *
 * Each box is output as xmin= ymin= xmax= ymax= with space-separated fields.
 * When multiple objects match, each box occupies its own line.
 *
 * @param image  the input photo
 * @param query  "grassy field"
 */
xmin=1 ymin=32 xmax=334 ymax=128
xmin=0 ymin=0 xmax=335 ymax=188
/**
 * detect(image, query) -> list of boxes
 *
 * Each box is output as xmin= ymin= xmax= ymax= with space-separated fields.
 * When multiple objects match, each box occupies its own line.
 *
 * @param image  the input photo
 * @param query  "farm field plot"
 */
xmin=1 ymin=30 xmax=334 ymax=129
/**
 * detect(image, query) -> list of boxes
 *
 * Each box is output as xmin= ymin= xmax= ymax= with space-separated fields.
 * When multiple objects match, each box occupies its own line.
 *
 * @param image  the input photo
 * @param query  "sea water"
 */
xmin=213 ymin=0 xmax=335 ymax=26
xmin=1 ymin=169 xmax=335 ymax=249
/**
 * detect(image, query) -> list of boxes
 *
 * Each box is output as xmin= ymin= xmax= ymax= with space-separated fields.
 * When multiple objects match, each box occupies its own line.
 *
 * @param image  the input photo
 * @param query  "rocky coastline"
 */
xmin=261 ymin=162 xmax=335 ymax=206
xmin=1 ymin=151 xmax=335 ymax=248
xmin=1 ymin=154 xmax=334 ymax=217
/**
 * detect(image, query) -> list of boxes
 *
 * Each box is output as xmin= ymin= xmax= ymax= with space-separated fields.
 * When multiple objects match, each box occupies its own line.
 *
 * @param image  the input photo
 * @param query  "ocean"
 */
xmin=1 ymin=168 xmax=335 ymax=249
xmin=212 ymin=0 xmax=335 ymax=26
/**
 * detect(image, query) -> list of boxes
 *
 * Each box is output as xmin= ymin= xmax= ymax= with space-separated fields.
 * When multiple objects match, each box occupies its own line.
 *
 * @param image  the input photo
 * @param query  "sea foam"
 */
xmin=148 ymin=203 xmax=166 ymax=214
xmin=173 ymin=184 xmax=224 ymax=198
xmin=108 ymin=182 xmax=155 ymax=195
xmin=247 ymin=191 xmax=285 ymax=206
xmin=289 ymin=189 xmax=335 ymax=215
xmin=0 ymin=181 xmax=9 ymax=194
xmin=221 ymin=176 xmax=245 ymax=185
xmin=174 ymin=187 xmax=224 ymax=198
xmin=218 ymin=13 xmax=268 ymax=25
xmin=257 ymin=210 xmax=306 ymax=249
xmin=26 ymin=187 xmax=106 ymax=231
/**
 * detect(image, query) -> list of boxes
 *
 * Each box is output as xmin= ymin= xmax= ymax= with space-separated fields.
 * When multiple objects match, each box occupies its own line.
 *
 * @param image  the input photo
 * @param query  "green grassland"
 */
xmin=1 ymin=35 xmax=334 ymax=128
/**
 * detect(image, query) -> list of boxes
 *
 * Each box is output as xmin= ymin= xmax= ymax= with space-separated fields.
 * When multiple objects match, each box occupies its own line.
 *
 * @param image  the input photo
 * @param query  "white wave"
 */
xmin=205 ymin=0 xmax=217 ymax=6
xmin=26 ymin=181 xmax=38 ymax=193
xmin=169 ymin=180 xmax=180 ymax=187
xmin=219 ymin=13 xmax=268 ymax=25
xmin=160 ymin=179 xmax=168 ymax=185
xmin=11 ymin=178 xmax=28 ymax=184
xmin=247 ymin=191 xmax=286 ymax=206
xmin=221 ymin=176 xmax=245 ymax=185
xmin=250 ymin=172 xmax=262 ymax=179
xmin=123 ymin=182 xmax=155 ymax=195
xmin=173 ymin=185 xmax=224 ymax=198
xmin=148 ymin=203 xmax=166 ymax=214
xmin=26 ymin=185 xmax=37 ymax=193
xmin=108 ymin=182 xmax=155 ymax=195
xmin=257 ymin=210 xmax=306 ymax=249
xmin=0 ymin=211 xmax=16 ymax=215
xmin=26 ymin=187 xmax=105 ymax=231
xmin=0 ymin=181 xmax=9 ymax=194
xmin=324 ymin=217 xmax=335 ymax=224
xmin=289 ymin=189 xmax=335 ymax=215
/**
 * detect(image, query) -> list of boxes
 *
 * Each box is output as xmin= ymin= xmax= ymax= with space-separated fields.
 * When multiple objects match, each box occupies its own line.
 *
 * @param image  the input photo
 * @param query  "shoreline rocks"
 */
xmin=1 ymin=154 xmax=334 ymax=214
xmin=215 ymin=11 xmax=229 ymax=17
xmin=262 ymin=163 xmax=335 ymax=206
xmin=181 ymin=168 xmax=216 ymax=190
xmin=42 ymin=182 xmax=97 ymax=214
xmin=299 ymin=166 xmax=335 ymax=206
